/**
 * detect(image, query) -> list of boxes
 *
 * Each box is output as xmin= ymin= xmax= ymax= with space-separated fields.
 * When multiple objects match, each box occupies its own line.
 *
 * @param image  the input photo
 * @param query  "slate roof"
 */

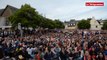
xmin=65 ymin=20 xmax=79 ymax=24
xmin=0 ymin=9 xmax=4 ymax=16
xmin=0 ymin=5 xmax=18 ymax=16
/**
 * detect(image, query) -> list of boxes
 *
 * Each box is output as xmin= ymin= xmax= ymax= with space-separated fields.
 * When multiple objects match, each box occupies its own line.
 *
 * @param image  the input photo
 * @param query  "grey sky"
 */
xmin=0 ymin=0 xmax=107 ymax=21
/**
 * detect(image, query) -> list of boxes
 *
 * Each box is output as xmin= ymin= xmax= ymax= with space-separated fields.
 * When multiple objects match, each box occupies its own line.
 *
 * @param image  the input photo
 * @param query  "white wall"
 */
xmin=0 ymin=17 xmax=6 ymax=26
xmin=90 ymin=17 xmax=102 ymax=30
xmin=0 ymin=17 xmax=7 ymax=29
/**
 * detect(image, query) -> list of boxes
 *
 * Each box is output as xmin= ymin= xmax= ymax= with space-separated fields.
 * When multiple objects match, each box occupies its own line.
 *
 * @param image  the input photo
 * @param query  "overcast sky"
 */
xmin=0 ymin=0 xmax=107 ymax=21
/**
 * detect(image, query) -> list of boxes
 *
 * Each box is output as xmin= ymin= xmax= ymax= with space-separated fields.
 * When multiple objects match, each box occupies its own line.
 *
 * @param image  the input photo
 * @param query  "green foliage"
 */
xmin=54 ymin=19 xmax=65 ymax=29
xmin=9 ymin=4 xmax=64 ymax=29
xmin=40 ymin=18 xmax=65 ymax=29
xmin=41 ymin=18 xmax=54 ymax=29
xmin=9 ymin=4 xmax=43 ymax=28
xmin=77 ymin=20 xmax=90 ymax=29
xmin=102 ymin=20 xmax=107 ymax=30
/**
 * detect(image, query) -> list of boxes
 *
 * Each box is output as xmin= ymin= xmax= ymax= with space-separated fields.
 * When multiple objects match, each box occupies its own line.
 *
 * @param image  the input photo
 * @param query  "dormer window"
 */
xmin=71 ymin=24 xmax=72 ymax=26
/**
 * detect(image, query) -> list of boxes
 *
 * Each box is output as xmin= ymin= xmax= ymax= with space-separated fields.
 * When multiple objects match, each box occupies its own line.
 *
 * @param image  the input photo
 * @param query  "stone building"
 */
xmin=64 ymin=20 xmax=78 ymax=30
xmin=64 ymin=17 xmax=104 ymax=30
xmin=0 ymin=5 xmax=18 ymax=30
xmin=90 ymin=17 xmax=103 ymax=30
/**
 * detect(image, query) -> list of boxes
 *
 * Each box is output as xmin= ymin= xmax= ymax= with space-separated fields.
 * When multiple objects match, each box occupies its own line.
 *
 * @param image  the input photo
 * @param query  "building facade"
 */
xmin=90 ymin=17 xmax=103 ymax=30
xmin=0 ymin=5 xmax=18 ymax=30
xmin=64 ymin=17 xmax=104 ymax=30
xmin=64 ymin=20 xmax=78 ymax=30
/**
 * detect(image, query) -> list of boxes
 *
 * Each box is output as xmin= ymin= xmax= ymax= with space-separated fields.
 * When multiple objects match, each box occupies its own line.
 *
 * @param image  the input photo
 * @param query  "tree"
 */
xmin=9 ymin=4 xmax=43 ymax=29
xmin=102 ymin=20 xmax=107 ymax=30
xmin=9 ymin=4 xmax=65 ymax=29
xmin=77 ymin=20 xmax=90 ymax=29
xmin=41 ymin=18 xmax=55 ymax=29
xmin=40 ymin=18 xmax=65 ymax=29
xmin=54 ymin=19 xmax=65 ymax=29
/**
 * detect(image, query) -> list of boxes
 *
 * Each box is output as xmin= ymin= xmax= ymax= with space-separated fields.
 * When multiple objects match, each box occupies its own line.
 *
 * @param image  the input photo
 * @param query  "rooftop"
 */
xmin=0 ymin=5 xmax=18 ymax=16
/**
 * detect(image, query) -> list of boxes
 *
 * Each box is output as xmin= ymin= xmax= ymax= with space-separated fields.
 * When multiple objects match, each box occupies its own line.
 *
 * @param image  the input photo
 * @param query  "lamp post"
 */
xmin=18 ymin=23 xmax=23 ymax=37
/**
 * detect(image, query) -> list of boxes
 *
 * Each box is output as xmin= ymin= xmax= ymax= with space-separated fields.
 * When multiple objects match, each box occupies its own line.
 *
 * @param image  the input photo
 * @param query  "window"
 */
xmin=96 ymin=26 xmax=98 ymax=28
xmin=70 ymin=24 xmax=72 ymax=26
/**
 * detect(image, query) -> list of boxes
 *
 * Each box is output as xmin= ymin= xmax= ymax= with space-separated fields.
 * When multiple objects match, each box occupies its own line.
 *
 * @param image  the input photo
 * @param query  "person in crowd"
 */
xmin=59 ymin=47 xmax=69 ymax=60
xmin=0 ymin=46 xmax=4 ymax=59
xmin=0 ymin=29 xmax=106 ymax=60
xmin=44 ymin=47 xmax=54 ymax=60
xmin=84 ymin=51 xmax=91 ymax=60
xmin=104 ymin=45 xmax=107 ymax=60
xmin=96 ymin=52 xmax=105 ymax=60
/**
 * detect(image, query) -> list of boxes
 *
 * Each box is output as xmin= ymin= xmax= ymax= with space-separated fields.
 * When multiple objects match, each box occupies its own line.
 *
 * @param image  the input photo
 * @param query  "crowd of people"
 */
xmin=0 ymin=29 xmax=107 ymax=60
